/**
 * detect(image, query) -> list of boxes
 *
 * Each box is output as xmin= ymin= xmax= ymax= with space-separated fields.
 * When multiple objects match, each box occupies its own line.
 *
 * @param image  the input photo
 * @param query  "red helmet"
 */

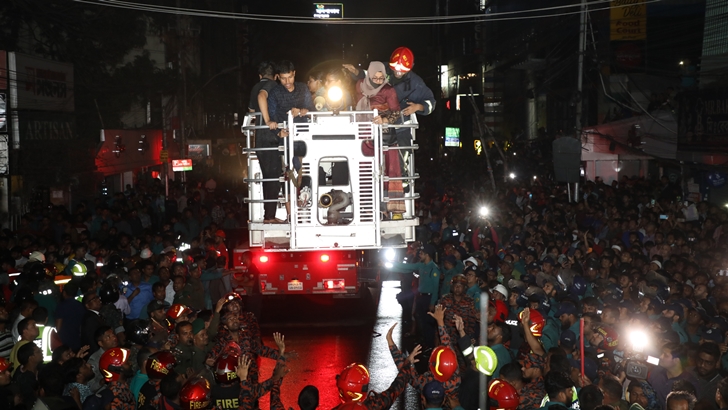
xmin=595 ymin=325 xmax=619 ymax=351
xmin=490 ymin=299 xmax=509 ymax=324
xmin=167 ymin=304 xmax=192 ymax=320
xmin=488 ymin=379 xmax=520 ymax=410
xmin=429 ymin=346 xmax=458 ymax=382
xmin=336 ymin=363 xmax=370 ymax=403
xmin=215 ymin=352 xmax=240 ymax=384
xmin=146 ymin=350 xmax=177 ymax=379
xmin=180 ymin=376 xmax=211 ymax=410
xmin=99 ymin=347 xmax=130 ymax=382
xmin=519 ymin=308 xmax=545 ymax=337
xmin=0 ymin=357 xmax=11 ymax=372
xmin=389 ymin=47 xmax=414 ymax=72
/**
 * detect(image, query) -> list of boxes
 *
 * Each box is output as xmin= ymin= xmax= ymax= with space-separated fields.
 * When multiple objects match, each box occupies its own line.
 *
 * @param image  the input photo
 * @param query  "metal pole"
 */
xmin=575 ymin=0 xmax=587 ymax=133
xmin=479 ymin=293 xmax=489 ymax=410
xmin=574 ymin=181 xmax=579 ymax=203
xmin=567 ymin=183 xmax=571 ymax=203
xmin=468 ymin=89 xmax=497 ymax=192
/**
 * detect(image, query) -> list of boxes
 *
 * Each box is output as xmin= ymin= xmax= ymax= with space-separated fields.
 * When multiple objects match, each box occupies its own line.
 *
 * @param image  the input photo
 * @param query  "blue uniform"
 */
xmin=390 ymin=261 xmax=440 ymax=306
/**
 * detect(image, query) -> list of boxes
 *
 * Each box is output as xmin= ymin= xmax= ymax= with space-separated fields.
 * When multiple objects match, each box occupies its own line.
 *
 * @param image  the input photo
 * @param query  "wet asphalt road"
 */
xmin=254 ymin=281 xmax=421 ymax=410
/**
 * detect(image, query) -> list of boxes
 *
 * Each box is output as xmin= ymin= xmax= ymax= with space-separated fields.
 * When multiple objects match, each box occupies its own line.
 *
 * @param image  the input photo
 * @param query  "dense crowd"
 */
xmin=389 ymin=173 xmax=728 ymax=410
xmin=2 ymin=47 xmax=728 ymax=410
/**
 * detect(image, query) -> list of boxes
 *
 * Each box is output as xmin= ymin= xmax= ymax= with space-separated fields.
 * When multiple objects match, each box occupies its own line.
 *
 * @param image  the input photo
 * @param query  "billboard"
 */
xmin=313 ymin=3 xmax=343 ymax=19
xmin=445 ymin=127 xmax=460 ymax=147
xmin=610 ymin=0 xmax=646 ymax=41
xmin=172 ymin=159 xmax=193 ymax=171
xmin=8 ymin=52 xmax=74 ymax=112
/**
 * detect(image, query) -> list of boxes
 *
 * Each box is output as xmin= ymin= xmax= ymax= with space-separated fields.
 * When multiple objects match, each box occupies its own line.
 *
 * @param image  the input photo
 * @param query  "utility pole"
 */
xmin=177 ymin=0 xmax=187 ymax=188
xmin=575 ymin=0 xmax=587 ymax=134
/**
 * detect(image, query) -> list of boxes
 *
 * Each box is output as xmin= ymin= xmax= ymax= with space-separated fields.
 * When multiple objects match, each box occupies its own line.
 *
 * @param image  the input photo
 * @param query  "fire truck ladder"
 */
xmin=242 ymin=110 xmax=419 ymax=251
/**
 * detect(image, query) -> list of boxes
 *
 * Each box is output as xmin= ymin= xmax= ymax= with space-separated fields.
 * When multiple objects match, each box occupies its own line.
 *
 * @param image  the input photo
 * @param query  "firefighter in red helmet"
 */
xmin=333 ymin=323 xmax=419 ymax=410
xmin=139 ymin=350 xmax=177 ymax=409
xmin=488 ymin=379 xmax=520 ymax=410
xmin=100 ymin=347 xmax=136 ymax=409
xmin=410 ymin=306 xmax=462 ymax=406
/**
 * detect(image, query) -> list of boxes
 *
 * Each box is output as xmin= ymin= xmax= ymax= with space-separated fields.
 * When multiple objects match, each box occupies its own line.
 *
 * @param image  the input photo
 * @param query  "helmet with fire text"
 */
xmin=146 ymin=350 xmax=177 ymax=379
xmin=429 ymin=346 xmax=458 ymax=382
xmin=488 ymin=379 xmax=520 ymax=410
xmin=214 ymin=352 xmax=240 ymax=384
xmin=336 ymin=363 xmax=370 ymax=403
xmin=519 ymin=308 xmax=545 ymax=337
xmin=389 ymin=47 xmax=414 ymax=72
xmin=180 ymin=376 xmax=212 ymax=410
xmin=99 ymin=347 xmax=130 ymax=382
xmin=490 ymin=299 xmax=509 ymax=324
xmin=474 ymin=346 xmax=498 ymax=376
xmin=594 ymin=325 xmax=619 ymax=351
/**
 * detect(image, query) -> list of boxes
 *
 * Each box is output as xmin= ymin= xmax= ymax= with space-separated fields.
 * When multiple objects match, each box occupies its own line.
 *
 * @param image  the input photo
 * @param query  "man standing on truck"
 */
xmin=256 ymin=61 xmax=314 ymax=223
xmin=387 ymin=244 xmax=440 ymax=349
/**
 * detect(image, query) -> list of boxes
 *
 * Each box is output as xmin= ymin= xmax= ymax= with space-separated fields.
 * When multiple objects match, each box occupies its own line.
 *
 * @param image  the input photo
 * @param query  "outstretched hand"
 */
xmin=386 ymin=323 xmax=397 ymax=347
xmin=236 ymin=355 xmax=251 ymax=380
xmin=427 ymin=304 xmax=446 ymax=325
xmin=273 ymin=332 xmax=285 ymax=356
xmin=453 ymin=315 xmax=466 ymax=337
xmin=408 ymin=344 xmax=422 ymax=365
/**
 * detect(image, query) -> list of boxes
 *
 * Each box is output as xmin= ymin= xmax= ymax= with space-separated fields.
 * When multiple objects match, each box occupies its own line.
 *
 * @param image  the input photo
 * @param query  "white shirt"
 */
xmin=114 ymin=295 xmax=131 ymax=316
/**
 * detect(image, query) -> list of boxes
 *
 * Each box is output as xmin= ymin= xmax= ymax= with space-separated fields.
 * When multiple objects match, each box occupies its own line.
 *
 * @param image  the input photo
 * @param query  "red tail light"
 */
xmin=259 ymin=255 xmax=269 ymax=263
xmin=323 ymin=279 xmax=345 ymax=289
xmin=320 ymin=254 xmax=330 ymax=262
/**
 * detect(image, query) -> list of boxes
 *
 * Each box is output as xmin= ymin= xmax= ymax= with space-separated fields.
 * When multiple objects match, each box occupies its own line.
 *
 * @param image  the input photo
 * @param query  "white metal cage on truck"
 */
xmin=232 ymin=109 xmax=420 ymax=296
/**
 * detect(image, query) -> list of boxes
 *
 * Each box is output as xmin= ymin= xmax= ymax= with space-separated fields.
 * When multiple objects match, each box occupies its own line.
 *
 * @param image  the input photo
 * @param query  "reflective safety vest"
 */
xmin=539 ymin=388 xmax=580 ymax=409
xmin=33 ymin=325 xmax=59 ymax=362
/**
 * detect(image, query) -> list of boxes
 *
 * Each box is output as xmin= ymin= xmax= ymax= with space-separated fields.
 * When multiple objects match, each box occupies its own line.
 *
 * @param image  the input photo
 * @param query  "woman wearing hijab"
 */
xmin=354 ymin=61 xmax=405 ymax=218
xmin=354 ymin=61 xmax=401 ymax=125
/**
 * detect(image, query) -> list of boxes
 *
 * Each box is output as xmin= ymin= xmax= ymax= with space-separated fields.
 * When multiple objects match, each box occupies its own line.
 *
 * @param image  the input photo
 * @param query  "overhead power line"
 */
xmin=72 ymin=0 xmax=667 ymax=25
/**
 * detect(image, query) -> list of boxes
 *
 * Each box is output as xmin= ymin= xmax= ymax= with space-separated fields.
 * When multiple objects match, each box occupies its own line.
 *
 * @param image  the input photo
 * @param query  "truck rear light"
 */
xmin=259 ymin=255 xmax=269 ymax=263
xmin=324 ymin=279 xmax=345 ymax=289
xmin=320 ymin=254 xmax=330 ymax=262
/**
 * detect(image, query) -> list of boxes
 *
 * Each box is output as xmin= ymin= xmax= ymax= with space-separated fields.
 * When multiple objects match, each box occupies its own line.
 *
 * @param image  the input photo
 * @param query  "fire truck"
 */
xmin=232 ymin=97 xmax=419 ymax=297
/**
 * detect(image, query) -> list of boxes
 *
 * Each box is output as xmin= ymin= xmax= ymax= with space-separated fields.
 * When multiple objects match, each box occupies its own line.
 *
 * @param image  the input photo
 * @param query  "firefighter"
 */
xmin=138 ymin=350 xmax=177 ymax=409
xmin=211 ymin=350 xmax=242 ymax=410
xmin=99 ymin=347 xmax=136 ymax=410
xmin=334 ymin=323 xmax=417 ymax=410
xmin=488 ymin=379 xmax=521 ymax=410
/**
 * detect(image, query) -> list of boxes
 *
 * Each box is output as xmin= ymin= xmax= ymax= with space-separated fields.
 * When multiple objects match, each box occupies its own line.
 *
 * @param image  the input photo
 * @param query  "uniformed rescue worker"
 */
xmin=387 ymin=244 xmax=440 ymax=349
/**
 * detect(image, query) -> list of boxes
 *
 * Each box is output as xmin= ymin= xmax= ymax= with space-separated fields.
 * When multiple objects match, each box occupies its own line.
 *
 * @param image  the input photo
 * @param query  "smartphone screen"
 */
xmin=647 ymin=356 xmax=660 ymax=365
xmin=660 ymin=215 xmax=668 ymax=220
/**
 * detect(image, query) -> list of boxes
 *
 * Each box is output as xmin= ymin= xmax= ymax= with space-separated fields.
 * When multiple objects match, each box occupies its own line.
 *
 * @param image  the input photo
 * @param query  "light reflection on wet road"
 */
xmin=255 ymin=281 xmax=419 ymax=409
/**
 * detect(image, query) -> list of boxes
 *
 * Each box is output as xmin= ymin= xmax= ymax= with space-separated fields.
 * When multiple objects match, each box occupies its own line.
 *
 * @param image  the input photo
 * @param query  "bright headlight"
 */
xmin=384 ymin=248 xmax=395 ymax=262
xmin=328 ymin=86 xmax=343 ymax=102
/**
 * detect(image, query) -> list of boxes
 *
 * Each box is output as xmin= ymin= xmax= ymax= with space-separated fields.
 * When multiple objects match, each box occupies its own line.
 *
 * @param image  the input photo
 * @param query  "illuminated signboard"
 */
xmin=172 ymin=159 xmax=193 ymax=172
xmin=313 ymin=3 xmax=344 ymax=19
xmin=445 ymin=127 xmax=460 ymax=147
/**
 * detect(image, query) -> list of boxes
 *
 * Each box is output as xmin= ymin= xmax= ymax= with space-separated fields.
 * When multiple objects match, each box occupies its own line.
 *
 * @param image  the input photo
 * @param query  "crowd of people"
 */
xmin=2 ymin=44 xmax=728 ymax=410
xmin=384 ymin=173 xmax=728 ymax=410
